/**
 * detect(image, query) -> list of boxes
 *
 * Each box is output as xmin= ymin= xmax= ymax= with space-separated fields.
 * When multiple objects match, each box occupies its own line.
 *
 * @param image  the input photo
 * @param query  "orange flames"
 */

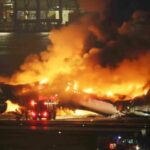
xmin=56 ymin=107 xmax=98 ymax=117
xmin=5 ymin=100 xmax=21 ymax=113
xmin=0 ymin=11 xmax=150 ymax=105
xmin=64 ymin=79 xmax=149 ymax=101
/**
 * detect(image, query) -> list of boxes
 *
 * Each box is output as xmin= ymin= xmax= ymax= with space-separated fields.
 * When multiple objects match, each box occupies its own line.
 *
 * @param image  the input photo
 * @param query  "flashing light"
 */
xmin=109 ymin=143 xmax=116 ymax=150
xmin=44 ymin=102 xmax=47 ymax=105
xmin=43 ymin=112 xmax=48 ymax=117
xmin=135 ymin=145 xmax=140 ymax=150
xmin=30 ymin=100 xmax=36 ymax=106
xmin=118 ymin=136 xmax=122 ymax=140
xmin=31 ymin=111 xmax=36 ymax=117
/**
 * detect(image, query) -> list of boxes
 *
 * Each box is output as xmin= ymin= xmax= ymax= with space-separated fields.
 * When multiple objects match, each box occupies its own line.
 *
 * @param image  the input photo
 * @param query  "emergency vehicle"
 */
xmin=29 ymin=98 xmax=57 ymax=120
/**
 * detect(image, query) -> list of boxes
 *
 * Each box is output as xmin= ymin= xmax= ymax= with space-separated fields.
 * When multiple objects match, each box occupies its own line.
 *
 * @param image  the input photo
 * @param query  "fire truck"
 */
xmin=29 ymin=98 xmax=58 ymax=120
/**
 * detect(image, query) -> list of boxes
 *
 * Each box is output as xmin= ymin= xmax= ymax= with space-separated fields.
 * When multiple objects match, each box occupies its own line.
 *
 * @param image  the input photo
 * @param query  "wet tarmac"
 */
xmin=0 ymin=117 xmax=150 ymax=150
xmin=0 ymin=32 xmax=50 ymax=75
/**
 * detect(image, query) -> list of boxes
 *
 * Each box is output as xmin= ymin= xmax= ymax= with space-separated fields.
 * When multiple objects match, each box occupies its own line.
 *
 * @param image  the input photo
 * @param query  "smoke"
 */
xmin=0 ymin=1 xmax=150 ymax=103
xmin=77 ymin=0 xmax=112 ymax=19
xmin=98 ymin=11 xmax=150 ymax=67
xmin=10 ymin=16 xmax=92 ymax=84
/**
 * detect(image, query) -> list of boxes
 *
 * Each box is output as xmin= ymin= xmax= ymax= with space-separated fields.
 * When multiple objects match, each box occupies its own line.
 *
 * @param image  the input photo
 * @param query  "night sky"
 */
xmin=111 ymin=0 xmax=150 ymax=25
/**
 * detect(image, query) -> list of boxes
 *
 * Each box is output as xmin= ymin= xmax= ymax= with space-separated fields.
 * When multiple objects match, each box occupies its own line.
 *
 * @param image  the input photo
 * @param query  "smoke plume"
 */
xmin=0 ymin=2 xmax=150 ymax=103
xmin=77 ymin=0 xmax=111 ymax=19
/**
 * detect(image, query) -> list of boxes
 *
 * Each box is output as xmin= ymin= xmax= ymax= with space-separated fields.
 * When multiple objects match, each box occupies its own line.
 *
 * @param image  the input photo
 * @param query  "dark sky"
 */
xmin=111 ymin=0 xmax=150 ymax=24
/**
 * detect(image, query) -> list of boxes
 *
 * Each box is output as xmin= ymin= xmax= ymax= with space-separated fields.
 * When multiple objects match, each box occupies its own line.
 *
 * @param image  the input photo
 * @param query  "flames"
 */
xmin=0 ymin=6 xmax=150 ymax=112
xmin=56 ymin=107 xmax=98 ymax=117
xmin=5 ymin=100 xmax=21 ymax=113
xmin=64 ymin=80 xmax=149 ymax=101
xmin=4 ymin=99 xmax=98 ymax=118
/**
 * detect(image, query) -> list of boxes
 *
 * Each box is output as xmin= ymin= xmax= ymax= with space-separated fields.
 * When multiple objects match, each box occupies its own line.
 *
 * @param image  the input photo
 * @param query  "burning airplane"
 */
xmin=0 ymin=1 xmax=150 ymax=117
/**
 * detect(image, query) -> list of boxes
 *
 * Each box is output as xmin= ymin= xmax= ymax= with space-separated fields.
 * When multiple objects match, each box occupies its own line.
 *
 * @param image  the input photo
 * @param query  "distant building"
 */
xmin=0 ymin=0 xmax=80 ymax=32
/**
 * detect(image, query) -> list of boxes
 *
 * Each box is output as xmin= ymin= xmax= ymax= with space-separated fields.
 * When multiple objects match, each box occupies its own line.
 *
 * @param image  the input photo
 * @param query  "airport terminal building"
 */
xmin=0 ymin=0 xmax=80 ymax=31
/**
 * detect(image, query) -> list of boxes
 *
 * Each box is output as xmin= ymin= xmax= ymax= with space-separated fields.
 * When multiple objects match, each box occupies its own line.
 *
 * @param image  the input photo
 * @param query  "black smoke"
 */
xmin=77 ymin=0 xmax=150 ymax=68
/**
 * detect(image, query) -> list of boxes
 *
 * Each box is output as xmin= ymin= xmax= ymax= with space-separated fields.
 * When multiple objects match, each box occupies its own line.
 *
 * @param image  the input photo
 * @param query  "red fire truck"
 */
xmin=29 ymin=99 xmax=57 ymax=120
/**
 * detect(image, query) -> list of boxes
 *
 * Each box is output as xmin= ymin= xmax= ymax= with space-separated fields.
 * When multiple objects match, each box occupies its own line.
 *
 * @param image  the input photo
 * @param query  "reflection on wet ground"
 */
xmin=0 ymin=32 xmax=50 ymax=75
